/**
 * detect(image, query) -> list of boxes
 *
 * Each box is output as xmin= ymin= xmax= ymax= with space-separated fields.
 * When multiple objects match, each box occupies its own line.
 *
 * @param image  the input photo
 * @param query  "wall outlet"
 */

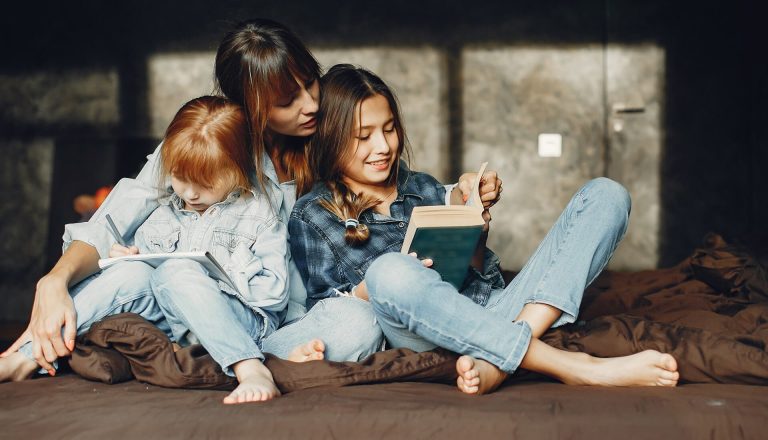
xmin=538 ymin=133 xmax=562 ymax=157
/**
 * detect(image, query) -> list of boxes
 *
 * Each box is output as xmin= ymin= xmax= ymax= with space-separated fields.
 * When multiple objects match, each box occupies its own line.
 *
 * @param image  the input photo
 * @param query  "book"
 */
xmin=98 ymin=251 xmax=235 ymax=290
xmin=400 ymin=162 xmax=488 ymax=289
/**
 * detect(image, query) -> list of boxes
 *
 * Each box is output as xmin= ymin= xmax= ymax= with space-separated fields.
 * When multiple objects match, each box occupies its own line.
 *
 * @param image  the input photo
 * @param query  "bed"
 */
xmin=2 ymin=234 xmax=767 ymax=438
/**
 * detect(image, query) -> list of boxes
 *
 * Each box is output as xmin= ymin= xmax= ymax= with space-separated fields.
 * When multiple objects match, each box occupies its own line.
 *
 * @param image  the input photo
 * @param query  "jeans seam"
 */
xmin=532 ymin=191 xmax=584 ymax=303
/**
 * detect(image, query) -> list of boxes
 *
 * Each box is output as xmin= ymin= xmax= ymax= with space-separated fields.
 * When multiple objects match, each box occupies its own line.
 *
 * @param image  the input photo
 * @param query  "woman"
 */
xmin=291 ymin=64 xmax=680 ymax=395
xmin=1 ymin=20 xmax=498 ymax=400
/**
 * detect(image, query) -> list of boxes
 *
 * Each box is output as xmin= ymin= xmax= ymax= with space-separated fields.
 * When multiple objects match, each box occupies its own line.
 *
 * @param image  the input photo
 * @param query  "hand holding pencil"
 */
xmin=105 ymin=214 xmax=139 ymax=258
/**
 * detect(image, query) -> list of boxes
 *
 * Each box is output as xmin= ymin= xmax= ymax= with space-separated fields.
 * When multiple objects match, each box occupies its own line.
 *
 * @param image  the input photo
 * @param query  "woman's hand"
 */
xmin=108 ymin=244 xmax=139 ymax=258
xmin=1 ymin=272 xmax=76 ymax=375
xmin=456 ymin=171 xmax=503 ymax=208
xmin=1 ymin=241 xmax=100 ymax=374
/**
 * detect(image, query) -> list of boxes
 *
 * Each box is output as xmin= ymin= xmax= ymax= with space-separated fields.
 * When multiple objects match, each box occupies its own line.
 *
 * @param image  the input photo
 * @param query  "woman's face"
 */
xmin=341 ymin=94 xmax=399 ymax=188
xmin=267 ymin=76 xmax=320 ymax=137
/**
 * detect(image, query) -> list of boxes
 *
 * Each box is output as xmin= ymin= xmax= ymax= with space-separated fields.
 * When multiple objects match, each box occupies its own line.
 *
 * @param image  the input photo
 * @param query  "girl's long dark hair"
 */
xmin=310 ymin=64 xmax=411 ymax=245
xmin=214 ymin=18 xmax=320 ymax=199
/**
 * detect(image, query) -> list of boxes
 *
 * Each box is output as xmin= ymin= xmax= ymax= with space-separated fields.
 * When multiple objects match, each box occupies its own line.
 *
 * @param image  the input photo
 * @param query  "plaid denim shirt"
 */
xmin=289 ymin=162 xmax=505 ymax=310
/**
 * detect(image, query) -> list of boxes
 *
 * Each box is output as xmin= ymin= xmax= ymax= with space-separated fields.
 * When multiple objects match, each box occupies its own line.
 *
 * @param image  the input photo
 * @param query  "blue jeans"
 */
xmin=365 ymin=178 xmax=631 ymax=374
xmin=151 ymin=259 xmax=383 ymax=376
xmin=263 ymin=296 xmax=383 ymax=363
xmin=18 ymin=261 xmax=168 ymax=373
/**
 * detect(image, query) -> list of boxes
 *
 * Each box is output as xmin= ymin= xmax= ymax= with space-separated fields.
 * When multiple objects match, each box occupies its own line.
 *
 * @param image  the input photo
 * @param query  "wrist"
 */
xmin=38 ymin=268 xmax=72 ymax=292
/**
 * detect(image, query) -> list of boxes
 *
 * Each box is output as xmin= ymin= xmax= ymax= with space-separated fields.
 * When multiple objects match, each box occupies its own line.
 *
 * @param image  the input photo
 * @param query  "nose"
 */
xmin=371 ymin=131 xmax=393 ymax=154
xmin=184 ymin=185 xmax=199 ymax=200
xmin=299 ymin=86 xmax=318 ymax=115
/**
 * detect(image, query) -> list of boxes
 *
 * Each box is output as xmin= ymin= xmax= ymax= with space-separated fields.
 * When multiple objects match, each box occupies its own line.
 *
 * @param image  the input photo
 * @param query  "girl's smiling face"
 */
xmin=341 ymin=94 xmax=399 ymax=190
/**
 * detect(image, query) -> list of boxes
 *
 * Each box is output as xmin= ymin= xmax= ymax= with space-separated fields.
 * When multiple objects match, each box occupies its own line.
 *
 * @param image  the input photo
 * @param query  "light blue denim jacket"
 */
xmin=134 ymin=189 xmax=289 ymax=321
xmin=63 ymin=143 xmax=310 ymax=322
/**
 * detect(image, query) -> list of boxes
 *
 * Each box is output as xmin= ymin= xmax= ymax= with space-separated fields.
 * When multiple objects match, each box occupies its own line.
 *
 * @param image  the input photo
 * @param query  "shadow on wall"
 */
xmin=0 ymin=0 xmax=764 ymax=322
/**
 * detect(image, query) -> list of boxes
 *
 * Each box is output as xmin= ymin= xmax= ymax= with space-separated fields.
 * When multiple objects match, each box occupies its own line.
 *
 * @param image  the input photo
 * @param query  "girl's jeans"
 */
xmin=150 ymin=259 xmax=383 ymax=376
xmin=365 ymin=178 xmax=631 ymax=374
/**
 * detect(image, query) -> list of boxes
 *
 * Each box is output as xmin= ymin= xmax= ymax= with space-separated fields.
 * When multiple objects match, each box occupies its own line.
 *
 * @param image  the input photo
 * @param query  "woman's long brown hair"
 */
xmin=214 ymin=19 xmax=320 ymax=200
xmin=310 ymin=64 xmax=411 ymax=245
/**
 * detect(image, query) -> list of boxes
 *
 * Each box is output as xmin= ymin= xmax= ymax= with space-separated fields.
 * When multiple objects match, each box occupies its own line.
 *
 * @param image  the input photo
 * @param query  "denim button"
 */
xmin=398 ymin=222 xmax=405 ymax=228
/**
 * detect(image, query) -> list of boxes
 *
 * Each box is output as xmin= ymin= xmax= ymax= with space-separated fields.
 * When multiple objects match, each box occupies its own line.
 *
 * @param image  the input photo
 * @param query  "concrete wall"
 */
xmin=0 ymin=0 xmax=764 ymax=321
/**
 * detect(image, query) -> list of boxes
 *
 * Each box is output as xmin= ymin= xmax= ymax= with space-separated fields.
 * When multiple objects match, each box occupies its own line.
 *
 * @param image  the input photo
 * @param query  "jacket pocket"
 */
xmin=145 ymin=229 xmax=181 ymax=253
xmin=213 ymin=228 xmax=257 ymax=253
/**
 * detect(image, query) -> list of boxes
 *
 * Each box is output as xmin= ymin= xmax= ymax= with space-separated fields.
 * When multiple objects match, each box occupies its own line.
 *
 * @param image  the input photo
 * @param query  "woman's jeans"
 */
xmin=18 ymin=261 xmax=168 ymax=374
xmin=19 ymin=262 xmax=383 ymax=377
xmin=365 ymin=178 xmax=631 ymax=374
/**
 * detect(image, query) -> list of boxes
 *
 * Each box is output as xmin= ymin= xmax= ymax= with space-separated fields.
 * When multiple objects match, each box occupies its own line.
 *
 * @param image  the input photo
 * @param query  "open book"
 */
xmin=400 ymin=162 xmax=488 ymax=289
xmin=98 ymin=251 xmax=235 ymax=290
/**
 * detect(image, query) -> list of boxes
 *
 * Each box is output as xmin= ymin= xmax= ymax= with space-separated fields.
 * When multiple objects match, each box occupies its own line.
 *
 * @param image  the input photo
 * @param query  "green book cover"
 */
xmin=405 ymin=225 xmax=484 ymax=289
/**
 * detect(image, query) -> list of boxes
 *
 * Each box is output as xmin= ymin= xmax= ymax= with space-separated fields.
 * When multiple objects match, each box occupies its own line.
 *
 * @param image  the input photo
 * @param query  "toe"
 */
xmin=658 ymin=378 xmax=678 ymax=387
xmin=660 ymin=354 xmax=678 ymax=372
xmin=456 ymin=356 xmax=475 ymax=375
xmin=660 ymin=369 xmax=679 ymax=381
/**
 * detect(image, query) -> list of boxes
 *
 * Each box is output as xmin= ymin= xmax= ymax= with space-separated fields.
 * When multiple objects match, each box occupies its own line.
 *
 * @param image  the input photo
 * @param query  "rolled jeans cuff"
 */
xmin=500 ymin=320 xmax=533 ymax=374
xmin=219 ymin=350 xmax=266 ymax=377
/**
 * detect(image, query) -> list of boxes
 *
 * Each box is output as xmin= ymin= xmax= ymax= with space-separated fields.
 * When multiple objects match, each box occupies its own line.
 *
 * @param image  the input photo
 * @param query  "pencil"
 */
xmin=105 ymin=214 xmax=127 ymax=247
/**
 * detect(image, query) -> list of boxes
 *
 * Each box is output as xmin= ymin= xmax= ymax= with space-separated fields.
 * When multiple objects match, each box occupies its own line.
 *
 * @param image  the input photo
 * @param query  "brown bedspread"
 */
xmin=68 ymin=234 xmax=768 ymax=390
xmin=3 ymin=235 xmax=768 ymax=439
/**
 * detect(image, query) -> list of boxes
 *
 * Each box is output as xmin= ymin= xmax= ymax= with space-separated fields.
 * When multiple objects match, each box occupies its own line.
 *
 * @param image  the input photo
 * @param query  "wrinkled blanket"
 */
xmin=70 ymin=234 xmax=768 ymax=390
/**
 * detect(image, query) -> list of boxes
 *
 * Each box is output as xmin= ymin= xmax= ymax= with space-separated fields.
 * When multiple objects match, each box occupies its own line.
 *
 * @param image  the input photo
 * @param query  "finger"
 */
xmin=458 ymin=179 xmax=473 ymax=203
xmin=421 ymin=258 xmax=434 ymax=268
xmin=41 ymin=337 xmax=59 ymax=365
xmin=63 ymin=311 xmax=77 ymax=352
xmin=33 ymin=339 xmax=55 ymax=373
xmin=128 ymin=246 xmax=139 ymax=255
xmin=408 ymin=252 xmax=418 ymax=258
xmin=479 ymin=171 xmax=499 ymax=187
xmin=1 ymin=329 xmax=32 ymax=357
xmin=48 ymin=324 xmax=70 ymax=358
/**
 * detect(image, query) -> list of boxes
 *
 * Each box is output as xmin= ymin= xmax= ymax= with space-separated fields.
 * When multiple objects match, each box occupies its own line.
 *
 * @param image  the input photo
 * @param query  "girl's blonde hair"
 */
xmin=160 ymin=96 xmax=253 ymax=194
xmin=310 ymin=64 xmax=411 ymax=245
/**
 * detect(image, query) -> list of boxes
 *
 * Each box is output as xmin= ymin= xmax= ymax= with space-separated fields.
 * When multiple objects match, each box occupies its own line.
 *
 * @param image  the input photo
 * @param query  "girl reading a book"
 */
xmin=291 ymin=64 xmax=680 ymax=395
xmin=4 ymin=19 xmax=499 ymax=394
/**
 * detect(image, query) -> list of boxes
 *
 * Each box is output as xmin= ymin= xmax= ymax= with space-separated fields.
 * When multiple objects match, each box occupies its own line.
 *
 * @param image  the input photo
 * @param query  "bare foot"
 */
xmin=286 ymin=339 xmax=325 ymax=363
xmin=0 ymin=352 xmax=39 ymax=383
xmin=568 ymin=350 xmax=679 ymax=387
xmin=455 ymin=355 xmax=508 ymax=395
xmin=223 ymin=359 xmax=280 ymax=404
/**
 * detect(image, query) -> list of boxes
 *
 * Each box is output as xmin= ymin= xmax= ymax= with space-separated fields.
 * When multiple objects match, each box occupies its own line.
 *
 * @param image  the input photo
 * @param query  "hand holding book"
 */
xmin=401 ymin=162 xmax=489 ymax=289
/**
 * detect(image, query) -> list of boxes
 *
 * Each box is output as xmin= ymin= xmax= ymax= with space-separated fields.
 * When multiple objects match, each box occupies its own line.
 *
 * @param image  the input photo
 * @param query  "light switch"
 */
xmin=538 ymin=133 xmax=562 ymax=157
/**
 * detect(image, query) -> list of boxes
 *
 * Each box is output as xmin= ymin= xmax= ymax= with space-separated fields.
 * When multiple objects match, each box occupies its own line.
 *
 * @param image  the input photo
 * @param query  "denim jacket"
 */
xmin=289 ymin=163 xmax=505 ymax=310
xmin=63 ymin=143 xmax=310 ymax=323
xmin=134 ymin=189 xmax=289 ymax=324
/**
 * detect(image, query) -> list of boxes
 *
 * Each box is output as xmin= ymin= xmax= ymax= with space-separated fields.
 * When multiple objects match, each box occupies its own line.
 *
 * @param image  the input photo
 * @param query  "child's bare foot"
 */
xmin=286 ymin=339 xmax=325 ymax=362
xmin=568 ymin=350 xmax=679 ymax=387
xmin=455 ymin=355 xmax=508 ymax=395
xmin=223 ymin=359 xmax=280 ymax=404
xmin=0 ymin=352 xmax=39 ymax=383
